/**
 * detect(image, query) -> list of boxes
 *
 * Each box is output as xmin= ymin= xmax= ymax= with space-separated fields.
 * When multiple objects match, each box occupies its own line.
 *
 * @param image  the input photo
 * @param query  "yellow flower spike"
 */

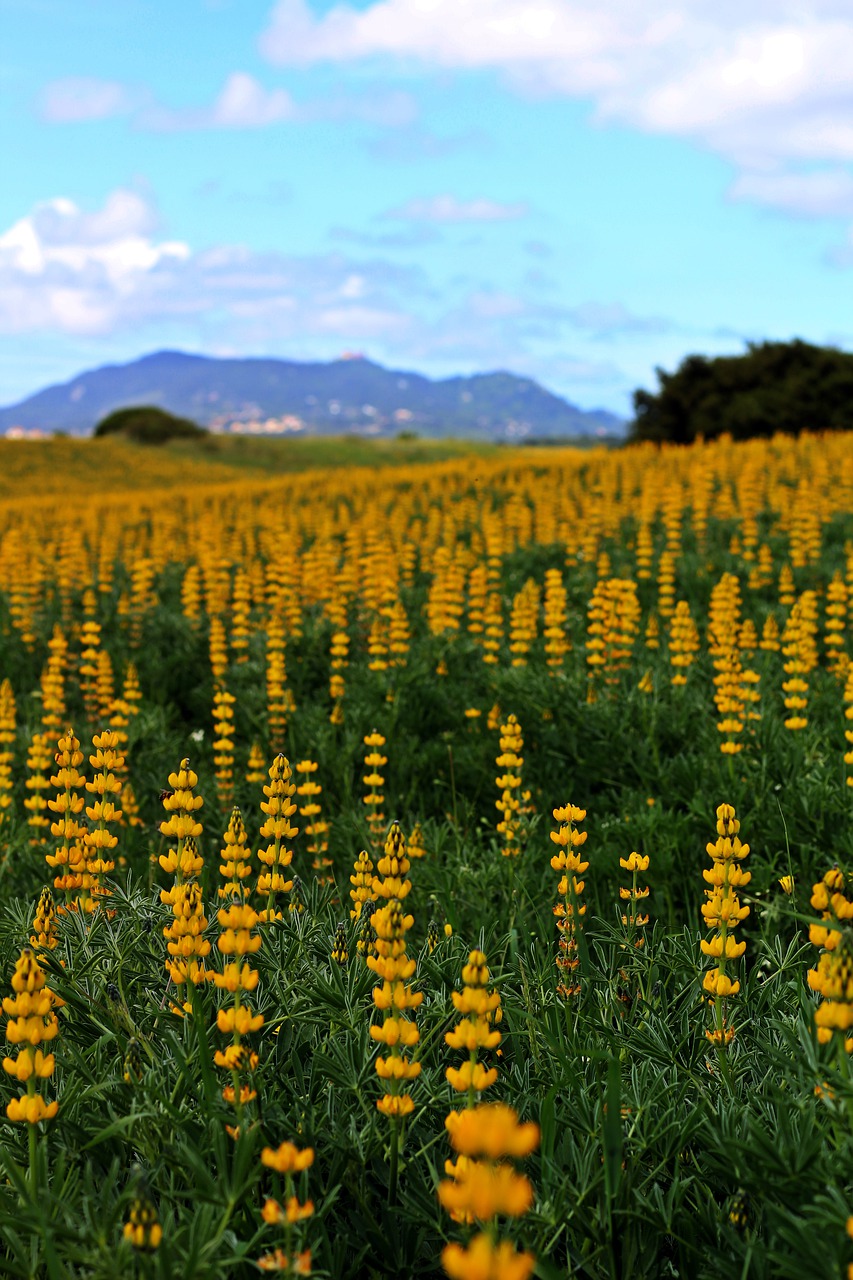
xmin=362 ymin=730 xmax=387 ymax=850
xmin=30 ymin=887 xmax=59 ymax=951
xmin=123 ymin=1197 xmax=163 ymax=1252
xmin=586 ymin=576 xmax=641 ymax=696
xmin=439 ymin=1103 xmax=539 ymax=1276
xmin=496 ymin=715 xmax=527 ymax=858
xmin=444 ymin=946 xmax=502 ymax=1098
xmin=159 ymin=755 xmax=204 ymax=913
xmin=218 ymin=806 xmax=252 ymax=901
xmin=257 ymin=753 xmax=298 ymax=921
xmin=551 ymin=803 xmax=588 ymax=998
xmin=619 ymin=850 xmax=651 ymax=946
xmin=295 ymin=759 xmax=331 ymax=883
xmin=349 ymin=848 xmax=376 ymax=922
xmin=210 ymin=808 xmax=261 ymax=1121
xmin=369 ymin=898 xmax=420 ymax=1120
xmin=261 ymin=1142 xmax=315 ymax=1174
xmin=372 ymin=820 xmax=411 ymax=903
xmin=701 ymin=803 xmax=749 ymax=1048
xmin=2 ymin=948 xmax=59 ymax=1124
xmin=442 ymin=1235 xmax=535 ymax=1280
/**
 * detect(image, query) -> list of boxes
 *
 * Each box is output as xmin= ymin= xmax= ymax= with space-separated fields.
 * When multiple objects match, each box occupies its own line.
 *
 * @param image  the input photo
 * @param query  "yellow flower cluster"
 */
xmin=809 ymin=942 xmax=853 ymax=1053
xmin=708 ymin=574 xmax=757 ymax=754
xmin=445 ymin=949 xmax=502 ymax=1098
xmin=551 ymin=803 xmax=588 ymax=998
xmin=214 ymin=890 xmax=263 ymax=1108
xmin=373 ymin=820 xmax=411 ymax=903
xmin=259 ymin=1141 xmax=314 ymax=1274
xmin=295 ymin=760 xmax=331 ymax=883
xmin=123 ymin=1197 xmax=162 ymax=1252
xmin=362 ymin=730 xmax=387 ymax=849
xmin=844 ymin=669 xmax=853 ymax=788
xmin=331 ymin=921 xmax=348 ymax=965
xmin=808 ymin=867 xmax=853 ymax=1053
xmin=24 ymin=731 xmax=53 ymax=836
xmin=368 ymin=899 xmax=421 ymax=1119
xmin=543 ymin=568 xmax=569 ymax=670
xmin=164 ymin=881 xmax=211 ymax=994
xmin=349 ymin=848 xmax=376 ymax=922
xmin=82 ymin=729 xmax=124 ymax=911
xmin=701 ymin=803 xmax=750 ymax=1047
xmin=667 ymin=600 xmax=700 ymax=687
xmin=159 ymin=758 xmax=204 ymax=884
xmin=30 ymin=886 xmax=58 ymax=951
xmin=781 ymin=592 xmax=819 ymax=731
xmin=0 ymin=678 xmax=15 ymax=818
xmin=212 ymin=687 xmax=236 ymax=808
xmin=45 ymin=729 xmax=87 ymax=909
xmin=257 ymin=753 xmax=298 ymax=921
xmin=408 ymin=822 xmax=426 ymax=860
xmin=619 ymin=851 xmax=650 ymax=947
xmin=586 ymin=576 xmax=640 ymax=696
xmin=218 ymin=806 xmax=253 ymax=900
xmin=3 ymin=948 xmax=60 ymax=1124
xmin=329 ymin=629 xmax=349 ymax=724
xmin=809 ymin=866 xmax=853 ymax=951
xmin=495 ymin=715 xmax=526 ymax=860
xmin=439 ymin=1103 xmax=539 ymax=1280
xmin=508 ymin=578 xmax=539 ymax=668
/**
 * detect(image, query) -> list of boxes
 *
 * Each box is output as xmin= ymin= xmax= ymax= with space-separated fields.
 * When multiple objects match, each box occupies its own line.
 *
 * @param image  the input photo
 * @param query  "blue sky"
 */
xmin=3 ymin=0 xmax=853 ymax=414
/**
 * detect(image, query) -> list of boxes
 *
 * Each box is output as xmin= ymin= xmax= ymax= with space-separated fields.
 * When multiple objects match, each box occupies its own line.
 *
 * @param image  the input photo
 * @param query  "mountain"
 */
xmin=0 ymin=350 xmax=625 ymax=440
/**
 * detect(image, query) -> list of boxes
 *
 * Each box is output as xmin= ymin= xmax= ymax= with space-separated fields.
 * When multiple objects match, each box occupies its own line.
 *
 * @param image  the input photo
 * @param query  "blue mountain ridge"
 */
xmin=0 ymin=350 xmax=625 ymax=439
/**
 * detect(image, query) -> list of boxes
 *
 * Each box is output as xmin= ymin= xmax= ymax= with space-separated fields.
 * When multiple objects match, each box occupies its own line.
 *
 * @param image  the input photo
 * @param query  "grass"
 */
xmin=0 ymin=434 xmax=500 ymax=499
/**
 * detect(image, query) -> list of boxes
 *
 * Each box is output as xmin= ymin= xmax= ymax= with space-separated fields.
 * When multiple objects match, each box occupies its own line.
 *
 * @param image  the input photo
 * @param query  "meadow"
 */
xmin=0 ymin=429 xmax=852 ymax=1279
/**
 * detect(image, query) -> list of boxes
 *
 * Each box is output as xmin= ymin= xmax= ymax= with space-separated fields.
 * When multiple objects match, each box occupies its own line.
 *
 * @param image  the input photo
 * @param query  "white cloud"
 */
xmin=39 ymin=69 xmax=416 ymax=134
xmin=385 ymin=194 xmax=528 ymax=222
xmin=39 ymin=77 xmax=134 ymax=123
xmin=144 ymin=77 xmax=416 ymax=131
xmin=212 ymin=72 xmax=295 ymax=127
xmin=0 ymin=188 xmax=423 ymax=340
xmin=568 ymin=301 xmax=670 ymax=335
xmin=368 ymin=124 xmax=486 ymax=162
xmin=329 ymin=223 xmax=440 ymax=248
xmin=260 ymin=0 xmax=637 ymax=76
xmin=0 ymin=191 xmax=189 ymax=334
xmin=259 ymin=0 xmax=853 ymax=172
xmin=139 ymin=72 xmax=295 ymax=130
xmin=390 ymin=287 xmax=670 ymax=373
xmin=729 ymin=167 xmax=853 ymax=217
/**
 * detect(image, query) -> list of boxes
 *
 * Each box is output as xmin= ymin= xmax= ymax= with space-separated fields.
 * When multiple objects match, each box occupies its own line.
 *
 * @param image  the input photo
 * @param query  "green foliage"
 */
xmin=93 ymin=406 xmax=207 ymax=445
xmin=631 ymin=340 xmax=853 ymax=443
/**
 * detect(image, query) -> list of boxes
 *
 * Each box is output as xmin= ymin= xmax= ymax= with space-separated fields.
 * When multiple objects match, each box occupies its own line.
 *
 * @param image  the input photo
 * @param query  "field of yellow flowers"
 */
xmin=2 ymin=430 xmax=853 ymax=1279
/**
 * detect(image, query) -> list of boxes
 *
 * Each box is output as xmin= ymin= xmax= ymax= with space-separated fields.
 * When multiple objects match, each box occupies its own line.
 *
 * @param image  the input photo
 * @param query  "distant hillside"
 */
xmin=0 ymin=350 xmax=624 ymax=440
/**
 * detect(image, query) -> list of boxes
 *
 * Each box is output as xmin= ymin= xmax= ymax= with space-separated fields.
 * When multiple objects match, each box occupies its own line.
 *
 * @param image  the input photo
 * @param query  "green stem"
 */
xmin=388 ymin=1117 xmax=399 ymax=1206
xmin=190 ymin=982 xmax=218 ymax=1107
xmin=447 ymin=745 xmax=458 ymax=830
xmin=28 ymin=1122 xmax=37 ymax=1200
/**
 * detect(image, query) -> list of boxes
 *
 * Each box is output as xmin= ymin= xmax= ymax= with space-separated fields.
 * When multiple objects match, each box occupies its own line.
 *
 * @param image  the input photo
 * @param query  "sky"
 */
xmin=3 ymin=1 xmax=853 ymax=415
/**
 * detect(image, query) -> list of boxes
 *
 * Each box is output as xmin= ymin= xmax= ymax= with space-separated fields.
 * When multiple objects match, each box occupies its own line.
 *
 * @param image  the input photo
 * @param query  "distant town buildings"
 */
xmin=224 ymin=414 xmax=306 ymax=435
xmin=3 ymin=426 xmax=50 ymax=440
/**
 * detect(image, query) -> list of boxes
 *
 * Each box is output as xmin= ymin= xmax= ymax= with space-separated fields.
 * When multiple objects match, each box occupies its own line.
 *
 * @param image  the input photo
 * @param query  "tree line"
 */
xmin=630 ymin=340 xmax=853 ymax=443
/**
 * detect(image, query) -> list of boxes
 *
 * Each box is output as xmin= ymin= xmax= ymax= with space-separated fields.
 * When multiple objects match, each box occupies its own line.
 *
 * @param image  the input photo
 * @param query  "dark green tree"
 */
xmin=631 ymin=340 xmax=853 ymax=443
xmin=94 ymin=405 xmax=207 ymax=444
